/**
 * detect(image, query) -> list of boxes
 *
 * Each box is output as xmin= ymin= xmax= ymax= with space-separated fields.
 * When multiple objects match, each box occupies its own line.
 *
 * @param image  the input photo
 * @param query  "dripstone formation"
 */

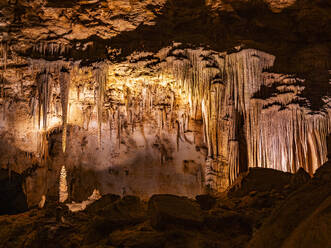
xmin=0 ymin=0 xmax=330 ymax=203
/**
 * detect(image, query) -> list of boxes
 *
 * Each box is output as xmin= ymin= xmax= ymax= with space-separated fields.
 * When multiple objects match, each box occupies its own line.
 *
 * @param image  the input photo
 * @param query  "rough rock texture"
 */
xmin=0 ymin=0 xmax=330 ymax=202
xmin=227 ymin=167 xmax=293 ymax=197
xmin=0 ymin=162 xmax=329 ymax=248
xmin=290 ymin=167 xmax=311 ymax=187
xmin=248 ymin=161 xmax=331 ymax=248
xmin=148 ymin=194 xmax=203 ymax=229
xmin=195 ymin=194 xmax=216 ymax=210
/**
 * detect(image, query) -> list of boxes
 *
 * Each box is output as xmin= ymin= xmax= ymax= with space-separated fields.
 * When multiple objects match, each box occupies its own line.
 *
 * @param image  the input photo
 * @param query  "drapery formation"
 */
xmin=1 ymin=45 xmax=329 ymax=192
xmin=161 ymin=47 xmax=330 ymax=190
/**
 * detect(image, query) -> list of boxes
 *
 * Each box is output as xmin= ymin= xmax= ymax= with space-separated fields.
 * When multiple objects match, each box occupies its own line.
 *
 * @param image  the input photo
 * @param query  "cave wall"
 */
xmin=0 ymin=61 xmax=206 ymax=206
xmin=0 ymin=0 xmax=330 ymax=202
xmin=0 ymin=46 xmax=329 ymax=202
xmin=160 ymin=46 xmax=331 ymax=190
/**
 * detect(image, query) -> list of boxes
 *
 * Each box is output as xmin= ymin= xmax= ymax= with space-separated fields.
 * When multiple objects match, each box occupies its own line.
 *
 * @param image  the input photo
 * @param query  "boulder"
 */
xmin=86 ymin=195 xmax=146 ymax=242
xmin=204 ymin=209 xmax=253 ymax=235
xmin=148 ymin=194 xmax=203 ymax=230
xmin=195 ymin=194 xmax=216 ymax=210
xmin=108 ymin=228 xmax=165 ymax=248
xmin=0 ymin=169 xmax=28 ymax=215
xmin=247 ymin=161 xmax=331 ymax=248
xmin=85 ymin=193 xmax=121 ymax=214
xmin=313 ymin=160 xmax=331 ymax=182
xmin=290 ymin=167 xmax=311 ymax=187
xmin=228 ymin=167 xmax=292 ymax=197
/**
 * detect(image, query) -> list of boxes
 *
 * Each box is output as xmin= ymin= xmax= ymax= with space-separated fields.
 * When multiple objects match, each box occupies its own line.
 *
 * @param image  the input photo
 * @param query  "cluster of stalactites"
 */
xmin=88 ymin=73 xmax=190 ymax=153
xmin=160 ymin=46 xmax=329 ymax=190
xmin=32 ymin=42 xmax=70 ymax=57
xmin=247 ymin=109 xmax=331 ymax=175
xmin=30 ymin=59 xmax=72 ymax=160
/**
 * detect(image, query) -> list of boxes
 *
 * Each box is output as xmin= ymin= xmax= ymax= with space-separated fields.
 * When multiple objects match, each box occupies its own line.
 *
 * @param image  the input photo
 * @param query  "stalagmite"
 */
xmin=38 ymin=195 xmax=46 ymax=209
xmin=59 ymin=165 xmax=68 ymax=203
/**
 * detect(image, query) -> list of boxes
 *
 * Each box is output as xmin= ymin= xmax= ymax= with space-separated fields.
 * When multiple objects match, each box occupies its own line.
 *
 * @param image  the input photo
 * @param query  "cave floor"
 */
xmin=0 ymin=162 xmax=330 ymax=248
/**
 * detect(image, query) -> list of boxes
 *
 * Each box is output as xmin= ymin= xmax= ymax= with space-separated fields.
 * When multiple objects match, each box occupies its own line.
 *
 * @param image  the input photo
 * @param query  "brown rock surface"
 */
xmin=0 ymin=0 xmax=330 ymax=197
xmin=248 ymin=161 xmax=331 ymax=248
xmin=0 ymin=165 xmax=329 ymax=248
xmin=290 ymin=167 xmax=311 ymax=187
xmin=227 ymin=167 xmax=293 ymax=197
xmin=148 ymin=194 xmax=203 ymax=230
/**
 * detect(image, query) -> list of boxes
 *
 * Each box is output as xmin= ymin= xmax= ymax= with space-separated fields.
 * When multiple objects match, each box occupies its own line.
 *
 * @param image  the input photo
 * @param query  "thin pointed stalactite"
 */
xmin=36 ymin=71 xmax=51 ymax=164
xmin=108 ymin=108 xmax=113 ymax=144
xmin=94 ymin=66 xmax=107 ymax=148
xmin=1 ymin=41 xmax=8 ymax=120
xmin=60 ymin=68 xmax=70 ymax=153
xmin=117 ymin=108 xmax=121 ymax=149
xmin=176 ymin=120 xmax=181 ymax=152
xmin=2 ymin=78 xmax=5 ymax=121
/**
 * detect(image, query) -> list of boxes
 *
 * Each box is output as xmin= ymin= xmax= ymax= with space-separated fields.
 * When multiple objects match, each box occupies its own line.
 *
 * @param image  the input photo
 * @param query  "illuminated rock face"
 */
xmin=0 ymin=46 xmax=329 ymax=198
xmin=59 ymin=165 xmax=68 ymax=203
xmin=160 ymin=47 xmax=330 ymax=190
xmin=0 ymin=58 xmax=206 ymax=205
xmin=0 ymin=0 xmax=330 ymax=201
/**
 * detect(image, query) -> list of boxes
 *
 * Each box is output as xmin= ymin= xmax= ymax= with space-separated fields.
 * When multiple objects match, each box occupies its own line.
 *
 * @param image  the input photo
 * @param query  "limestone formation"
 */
xmin=0 ymin=0 xmax=330 ymax=202
xmin=59 ymin=165 xmax=68 ymax=203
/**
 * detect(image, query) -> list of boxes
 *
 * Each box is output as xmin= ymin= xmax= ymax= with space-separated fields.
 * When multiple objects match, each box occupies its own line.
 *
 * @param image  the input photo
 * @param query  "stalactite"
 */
xmin=1 ymin=41 xmax=8 ymax=120
xmin=37 ymin=131 xmax=49 ymax=165
xmin=161 ymin=46 xmax=329 ymax=190
xmin=117 ymin=108 xmax=121 ymax=149
xmin=94 ymin=65 xmax=107 ymax=148
xmin=36 ymin=71 xmax=50 ymax=163
xmin=176 ymin=120 xmax=181 ymax=151
xmin=108 ymin=108 xmax=113 ymax=141
xmin=85 ymin=105 xmax=92 ymax=130
xmin=59 ymin=68 xmax=70 ymax=153
xmin=29 ymin=59 xmax=72 ymax=160
xmin=2 ymin=80 xmax=5 ymax=121
xmin=33 ymin=42 xmax=70 ymax=58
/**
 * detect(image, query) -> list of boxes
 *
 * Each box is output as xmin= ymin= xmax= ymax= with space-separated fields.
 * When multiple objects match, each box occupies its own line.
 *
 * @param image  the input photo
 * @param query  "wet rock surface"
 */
xmin=0 ymin=164 xmax=329 ymax=248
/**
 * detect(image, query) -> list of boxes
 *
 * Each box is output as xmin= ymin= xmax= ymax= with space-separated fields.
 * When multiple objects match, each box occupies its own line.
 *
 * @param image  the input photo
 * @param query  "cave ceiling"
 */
xmin=1 ymin=0 xmax=330 ymax=107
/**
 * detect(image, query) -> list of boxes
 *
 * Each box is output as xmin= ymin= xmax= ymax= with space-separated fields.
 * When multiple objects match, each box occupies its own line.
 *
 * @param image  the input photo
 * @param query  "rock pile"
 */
xmin=0 ymin=163 xmax=330 ymax=248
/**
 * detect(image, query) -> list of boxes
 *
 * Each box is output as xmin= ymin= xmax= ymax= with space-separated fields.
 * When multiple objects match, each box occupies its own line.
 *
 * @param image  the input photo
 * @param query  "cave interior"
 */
xmin=0 ymin=0 xmax=330 ymax=247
